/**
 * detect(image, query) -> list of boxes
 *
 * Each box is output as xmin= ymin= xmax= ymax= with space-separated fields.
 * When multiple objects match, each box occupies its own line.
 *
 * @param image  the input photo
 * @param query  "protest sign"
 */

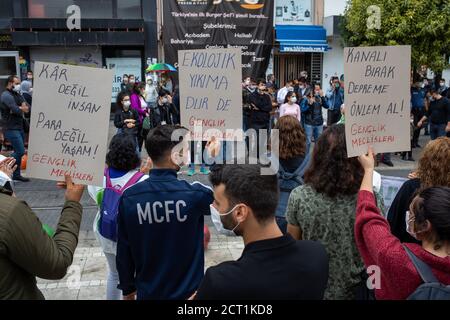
xmin=178 ymin=47 xmax=243 ymax=141
xmin=344 ymin=45 xmax=411 ymax=157
xmin=380 ymin=175 xmax=408 ymax=216
xmin=27 ymin=61 xmax=113 ymax=186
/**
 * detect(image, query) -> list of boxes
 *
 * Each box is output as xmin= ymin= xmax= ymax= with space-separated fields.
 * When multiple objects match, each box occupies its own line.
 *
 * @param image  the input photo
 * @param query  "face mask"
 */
xmin=162 ymin=98 xmax=168 ymax=104
xmin=288 ymin=87 xmax=294 ymax=92
xmin=405 ymin=211 xmax=418 ymax=240
xmin=13 ymin=84 xmax=21 ymax=92
xmin=290 ymin=97 xmax=297 ymax=103
xmin=123 ymin=101 xmax=131 ymax=109
xmin=27 ymin=75 xmax=33 ymax=80
xmin=299 ymin=85 xmax=305 ymax=90
xmin=440 ymin=82 xmax=446 ymax=87
xmin=210 ymin=204 xmax=240 ymax=236
xmin=249 ymin=86 xmax=256 ymax=92
xmin=129 ymin=79 xmax=135 ymax=84
xmin=245 ymin=80 xmax=250 ymax=85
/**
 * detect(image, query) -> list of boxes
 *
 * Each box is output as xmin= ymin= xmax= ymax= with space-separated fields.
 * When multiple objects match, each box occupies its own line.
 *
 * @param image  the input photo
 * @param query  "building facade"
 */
xmin=0 ymin=0 xmax=158 ymax=102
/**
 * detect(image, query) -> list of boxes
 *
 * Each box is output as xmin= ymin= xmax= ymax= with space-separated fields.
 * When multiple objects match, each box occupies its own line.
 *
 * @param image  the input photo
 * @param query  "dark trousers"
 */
xmin=430 ymin=123 xmax=447 ymax=140
xmin=327 ymin=109 xmax=341 ymax=126
xmin=401 ymin=140 xmax=413 ymax=159
xmin=411 ymin=108 xmax=424 ymax=146
xmin=249 ymin=123 xmax=269 ymax=160
xmin=4 ymin=129 xmax=25 ymax=178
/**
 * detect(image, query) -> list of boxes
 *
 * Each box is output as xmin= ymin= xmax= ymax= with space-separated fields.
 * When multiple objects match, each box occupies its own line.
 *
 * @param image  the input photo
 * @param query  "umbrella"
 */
xmin=146 ymin=63 xmax=177 ymax=73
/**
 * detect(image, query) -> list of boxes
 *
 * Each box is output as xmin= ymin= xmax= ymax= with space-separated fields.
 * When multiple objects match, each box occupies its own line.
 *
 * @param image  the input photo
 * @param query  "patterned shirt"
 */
xmin=286 ymin=184 xmax=385 ymax=300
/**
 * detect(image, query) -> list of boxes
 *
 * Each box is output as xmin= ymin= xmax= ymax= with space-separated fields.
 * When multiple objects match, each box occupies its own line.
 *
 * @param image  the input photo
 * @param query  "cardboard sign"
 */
xmin=178 ymin=47 xmax=243 ymax=141
xmin=27 ymin=62 xmax=113 ymax=186
xmin=344 ymin=45 xmax=411 ymax=157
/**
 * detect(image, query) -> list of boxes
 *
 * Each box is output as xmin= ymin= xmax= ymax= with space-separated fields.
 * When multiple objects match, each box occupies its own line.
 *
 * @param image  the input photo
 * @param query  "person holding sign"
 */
xmin=417 ymin=88 xmax=450 ymax=140
xmin=0 ymin=75 xmax=30 ymax=182
xmin=0 ymin=174 xmax=85 ymax=300
xmin=355 ymin=147 xmax=450 ymax=300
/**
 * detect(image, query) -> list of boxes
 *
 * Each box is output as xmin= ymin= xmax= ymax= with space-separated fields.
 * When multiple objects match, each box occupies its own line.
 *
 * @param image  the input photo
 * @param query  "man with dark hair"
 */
xmin=116 ymin=125 xmax=214 ymax=300
xmin=248 ymin=79 xmax=273 ymax=157
xmin=0 ymin=75 xmax=30 ymax=182
xmin=326 ymin=76 xmax=345 ymax=126
xmin=193 ymin=163 xmax=329 ymax=300
xmin=418 ymin=88 xmax=450 ymax=140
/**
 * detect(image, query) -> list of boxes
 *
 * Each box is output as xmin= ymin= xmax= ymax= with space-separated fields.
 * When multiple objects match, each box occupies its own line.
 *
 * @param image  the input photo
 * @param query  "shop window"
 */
xmin=117 ymin=0 xmax=141 ymax=19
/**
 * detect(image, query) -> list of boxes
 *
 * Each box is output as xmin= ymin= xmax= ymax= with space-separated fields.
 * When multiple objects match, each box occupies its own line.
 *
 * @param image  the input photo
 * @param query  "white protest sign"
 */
xmin=178 ymin=47 xmax=243 ymax=141
xmin=27 ymin=62 xmax=113 ymax=186
xmin=344 ymin=45 xmax=411 ymax=157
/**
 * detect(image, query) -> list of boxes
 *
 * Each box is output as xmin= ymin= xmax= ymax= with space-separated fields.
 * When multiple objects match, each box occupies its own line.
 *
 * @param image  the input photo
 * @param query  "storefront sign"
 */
xmin=275 ymin=0 xmax=312 ymax=25
xmin=162 ymin=0 xmax=273 ymax=78
xmin=106 ymin=57 xmax=142 ymax=103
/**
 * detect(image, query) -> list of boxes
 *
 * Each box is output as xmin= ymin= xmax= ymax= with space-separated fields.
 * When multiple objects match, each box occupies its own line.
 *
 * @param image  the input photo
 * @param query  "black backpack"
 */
xmin=403 ymin=245 xmax=450 ymax=300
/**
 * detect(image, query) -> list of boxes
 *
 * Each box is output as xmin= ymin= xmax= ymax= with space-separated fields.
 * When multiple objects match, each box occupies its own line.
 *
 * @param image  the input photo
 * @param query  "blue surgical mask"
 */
xmin=210 ymin=204 xmax=240 ymax=236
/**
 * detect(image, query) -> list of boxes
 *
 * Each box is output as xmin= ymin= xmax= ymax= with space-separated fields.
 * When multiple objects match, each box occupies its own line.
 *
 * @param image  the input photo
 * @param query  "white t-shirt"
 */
xmin=88 ymin=170 xmax=149 ymax=255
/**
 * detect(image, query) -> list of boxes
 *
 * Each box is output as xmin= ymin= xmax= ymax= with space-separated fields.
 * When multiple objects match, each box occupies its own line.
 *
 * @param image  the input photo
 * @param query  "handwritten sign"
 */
xmin=178 ymin=47 xmax=243 ymax=141
xmin=344 ymin=45 xmax=411 ymax=157
xmin=27 ymin=62 xmax=113 ymax=186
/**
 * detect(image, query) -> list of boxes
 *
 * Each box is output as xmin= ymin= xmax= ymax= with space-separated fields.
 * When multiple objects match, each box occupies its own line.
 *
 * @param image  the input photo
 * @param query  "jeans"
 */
xmin=105 ymin=253 xmax=121 ymax=300
xmin=4 ymin=129 xmax=25 ymax=178
xmin=304 ymin=124 xmax=323 ymax=154
xmin=430 ymin=122 xmax=447 ymax=140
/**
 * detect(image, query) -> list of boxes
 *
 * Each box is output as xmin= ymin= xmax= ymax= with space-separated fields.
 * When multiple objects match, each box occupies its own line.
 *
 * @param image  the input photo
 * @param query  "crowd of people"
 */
xmin=0 ymin=69 xmax=449 ymax=301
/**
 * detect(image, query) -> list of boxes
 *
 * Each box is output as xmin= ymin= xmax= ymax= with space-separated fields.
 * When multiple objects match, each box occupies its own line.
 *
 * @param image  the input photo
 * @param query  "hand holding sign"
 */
xmin=57 ymin=175 xmax=85 ymax=202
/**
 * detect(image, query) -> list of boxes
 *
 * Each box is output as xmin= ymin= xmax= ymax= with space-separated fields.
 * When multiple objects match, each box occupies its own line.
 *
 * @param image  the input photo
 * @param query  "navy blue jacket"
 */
xmin=117 ymin=169 xmax=214 ymax=300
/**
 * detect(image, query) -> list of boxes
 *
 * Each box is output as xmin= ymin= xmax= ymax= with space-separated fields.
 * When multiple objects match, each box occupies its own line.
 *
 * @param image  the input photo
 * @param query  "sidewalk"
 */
xmin=36 ymin=224 xmax=243 ymax=300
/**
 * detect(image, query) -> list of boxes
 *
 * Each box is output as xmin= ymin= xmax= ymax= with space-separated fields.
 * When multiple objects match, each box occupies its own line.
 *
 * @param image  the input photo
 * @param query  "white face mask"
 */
xmin=440 ymin=82 xmax=446 ymax=87
xmin=123 ymin=101 xmax=131 ymax=109
xmin=210 ymin=204 xmax=240 ymax=236
xmin=405 ymin=211 xmax=418 ymax=240
xmin=288 ymin=87 xmax=294 ymax=92
xmin=290 ymin=97 xmax=297 ymax=103
xmin=13 ymin=84 xmax=21 ymax=92
xmin=162 ymin=98 xmax=168 ymax=104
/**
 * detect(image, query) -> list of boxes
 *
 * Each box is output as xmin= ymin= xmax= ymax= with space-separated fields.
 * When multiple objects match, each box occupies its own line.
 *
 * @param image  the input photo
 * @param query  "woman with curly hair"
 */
xmin=273 ymin=115 xmax=309 ymax=233
xmin=286 ymin=124 xmax=385 ymax=300
xmin=88 ymin=134 xmax=151 ymax=300
xmin=388 ymin=137 xmax=450 ymax=244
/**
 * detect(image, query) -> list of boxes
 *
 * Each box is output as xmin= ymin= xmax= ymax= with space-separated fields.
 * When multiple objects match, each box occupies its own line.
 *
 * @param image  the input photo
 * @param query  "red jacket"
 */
xmin=355 ymin=191 xmax=450 ymax=300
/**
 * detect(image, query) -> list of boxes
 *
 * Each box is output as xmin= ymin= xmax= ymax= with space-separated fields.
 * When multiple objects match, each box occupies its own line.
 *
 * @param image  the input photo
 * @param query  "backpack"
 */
xmin=403 ymin=245 xmax=450 ymax=300
xmin=275 ymin=153 xmax=310 ymax=217
xmin=99 ymin=169 xmax=144 ymax=241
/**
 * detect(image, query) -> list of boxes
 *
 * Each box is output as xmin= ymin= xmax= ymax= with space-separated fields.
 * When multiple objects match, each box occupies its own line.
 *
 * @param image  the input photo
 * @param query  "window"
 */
xmin=117 ymin=0 xmax=141 ymax=19
xmin=28 ymin=0 xmax=114 ymax=19
xmin=0 ymin=0 xmax=14 ymax=18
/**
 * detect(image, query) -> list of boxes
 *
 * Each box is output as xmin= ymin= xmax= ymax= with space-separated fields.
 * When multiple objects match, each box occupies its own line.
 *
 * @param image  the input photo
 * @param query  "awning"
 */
xmin=276 ymin=25 xmax=329 ymax=53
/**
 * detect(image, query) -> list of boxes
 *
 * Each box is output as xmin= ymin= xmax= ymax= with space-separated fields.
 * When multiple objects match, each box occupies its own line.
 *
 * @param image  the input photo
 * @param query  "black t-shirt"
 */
xmin=427 ymin=97 xmax=450 ymax=125
xmin=195 ymin=235 xmax=329 ymax=300
xmin=387 ymin=178 xmax=421 ymax=244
